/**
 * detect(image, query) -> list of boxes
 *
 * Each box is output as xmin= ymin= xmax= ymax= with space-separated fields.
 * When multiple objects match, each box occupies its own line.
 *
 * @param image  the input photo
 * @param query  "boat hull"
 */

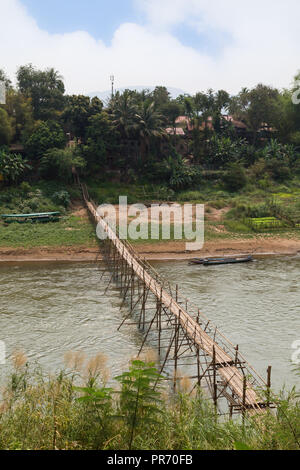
xmin=189 ymin=256 xmax=253 ymax=266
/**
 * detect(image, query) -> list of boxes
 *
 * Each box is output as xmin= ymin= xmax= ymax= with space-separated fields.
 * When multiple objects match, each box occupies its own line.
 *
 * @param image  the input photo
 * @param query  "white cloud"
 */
xmin=0 ymin=0 xmax=299 ymax=95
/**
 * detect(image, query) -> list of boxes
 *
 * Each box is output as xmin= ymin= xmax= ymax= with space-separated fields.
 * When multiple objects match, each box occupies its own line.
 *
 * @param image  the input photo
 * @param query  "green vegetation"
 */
xmin=1 ymin=64 xmax=300 ymax=246
xmin=0 ymin=65 xmax=299 ymax=451
xmin=0 ymin=353 xmax=298 ymax=450
xmin=0 ymin=148 xmax=31 ymax=183
xmin=0 ymin=215 xmax=95 ymax=248
xmin=0 ymin=183 xmax=95 ymax=248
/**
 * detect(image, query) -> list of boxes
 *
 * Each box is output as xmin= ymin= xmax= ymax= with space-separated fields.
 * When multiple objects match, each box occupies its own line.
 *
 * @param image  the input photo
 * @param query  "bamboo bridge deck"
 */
xmin=81 ymin=183 xmax=272 ymax=416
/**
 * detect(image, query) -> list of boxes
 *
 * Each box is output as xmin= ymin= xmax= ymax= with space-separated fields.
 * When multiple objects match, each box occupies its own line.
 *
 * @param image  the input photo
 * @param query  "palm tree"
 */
xmin=111 ymin=90 xmax=137 ymax=138
xmin=133 ymin=102 xmax=166 ymax=161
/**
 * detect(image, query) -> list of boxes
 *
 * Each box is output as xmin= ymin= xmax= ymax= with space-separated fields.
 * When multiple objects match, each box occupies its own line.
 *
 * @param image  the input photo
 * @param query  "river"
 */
xmin=0 ymin=256 xmax=299 ymax=390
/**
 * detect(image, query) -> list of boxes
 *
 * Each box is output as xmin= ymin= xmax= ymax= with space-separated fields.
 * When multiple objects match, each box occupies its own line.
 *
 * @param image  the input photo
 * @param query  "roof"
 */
xmin=223 ymin=115 xmax=247 ymax=129
xmin=9 ymin=144 xmax=25 ymax=152
xmin=176 ymin=116 xmax=189 ymax=123
xmin=176 ymin=116 xmax=194 ymax=131
xmin=165 ymin=127 xmax=185 ymax=135
xmin=175 ymin=115 xmax=249 ymax=132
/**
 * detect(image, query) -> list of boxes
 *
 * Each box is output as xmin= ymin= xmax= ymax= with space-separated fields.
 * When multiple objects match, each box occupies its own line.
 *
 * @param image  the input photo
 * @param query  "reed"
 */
xmin=0 ymin=355 xmax=298 ymax=450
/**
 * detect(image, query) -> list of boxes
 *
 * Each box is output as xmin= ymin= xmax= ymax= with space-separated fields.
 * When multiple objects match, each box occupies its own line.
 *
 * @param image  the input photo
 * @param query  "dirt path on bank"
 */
xmin=0 ymin=237 xmax=299 ymax=263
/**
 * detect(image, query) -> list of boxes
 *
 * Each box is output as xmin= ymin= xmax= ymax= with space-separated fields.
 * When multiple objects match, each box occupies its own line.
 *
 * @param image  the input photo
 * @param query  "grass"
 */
xmin=0 ymin=215 xmax=96 ymax=248
xmin=0 ymin=182 xmax=96 ymax=249
xmin=86 ymin=180 xmax=174 ymax=205
xmin=0 ymin=353 xmax=299 ymax=450
xmin=1 ymin=178 xmax=300 ymax=250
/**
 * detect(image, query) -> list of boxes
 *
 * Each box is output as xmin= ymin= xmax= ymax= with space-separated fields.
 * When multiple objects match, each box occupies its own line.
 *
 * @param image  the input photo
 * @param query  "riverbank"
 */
xmin=1 ymin=202 xmax=300 ymax=262
xmin=0 ymin=236 xmax=300 ymax=262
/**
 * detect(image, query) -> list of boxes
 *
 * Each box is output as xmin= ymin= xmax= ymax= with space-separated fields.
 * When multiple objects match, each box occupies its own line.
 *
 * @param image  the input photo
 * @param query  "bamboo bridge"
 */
xmin=80 ymin=182 xmax=273 ymax=417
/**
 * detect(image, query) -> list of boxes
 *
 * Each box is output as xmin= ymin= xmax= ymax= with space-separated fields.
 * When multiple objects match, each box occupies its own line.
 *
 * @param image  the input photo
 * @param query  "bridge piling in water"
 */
xmin=80 ymin=181 xmax=275 ymax=417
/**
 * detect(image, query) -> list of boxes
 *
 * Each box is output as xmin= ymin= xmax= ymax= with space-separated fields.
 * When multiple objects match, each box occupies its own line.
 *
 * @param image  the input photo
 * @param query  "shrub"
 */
xmin=206 ymin=136 xmax=244 ymax=169
xmin=39 ymin=148 xmax=86 ymax=182
xmin=169 ymin=164 xmax=202 ymax=190
xmin=257 ymin=177 xmax=273 ymax=190
xmin=208 ymin=199 xmax=227 ymax=209
xmin=224 ymin=219 xmax=251 ymax=233
xmin=265 ymin=159 xmax=292 ymax=182
xmin=51 ymin=191 xmax=71 ymax=208
xmin=0 ymin=357 xmax=298 ymax=450
xmin=177 ymin=191 xmax=205 ymax=202
xmin=19 ymin=181 xmax=32 ymax=195
xmin=25 ymin=121 xmax=66 ymax=160
xmin=226 ymin=198 xmax=289 ymax=221
xmin=223 ymin=163 xmax=247 ymax=192
xmin=249 ymin=159 xmax=267 ymax=179
xmin=0 ymin=148 xmax=31 ymax=184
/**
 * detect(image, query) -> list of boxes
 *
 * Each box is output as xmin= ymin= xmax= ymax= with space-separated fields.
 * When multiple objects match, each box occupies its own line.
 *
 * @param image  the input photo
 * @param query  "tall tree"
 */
xmin=289 ymin=73 xmax=300 ymax=145
xmin=162 ymin=101 xmax=182 ymax=145
xmin=151 ymin=86 xmax=171 ymax=110
xmin=63 ymin=95 xmax=103 ymax=141
xmin=4 ymin=89 xmax=34 ymax=142
xmin=17 ymin=64 xmax=65 ymax=120
xmin=133 ymin=102 xmax=165 ymax=160
xmin=162 ymin=101 xmax=182 ymax=132
xmin=0 ymin=108 xmax=13 ymax=145
xmin=212 ymin=89 xmax=231 ymax=133
xmin=83 ymin=111 xmax=118 ymax=170
xmin=111 ymin=90 xmax=137 ymax=138
xmin=230 ymin=84 xmax=279 ymax=143
xmin=0 ymin=69 xmax=12 ymax=89
xmin=24 ymin=121 xmax=65 ymax=159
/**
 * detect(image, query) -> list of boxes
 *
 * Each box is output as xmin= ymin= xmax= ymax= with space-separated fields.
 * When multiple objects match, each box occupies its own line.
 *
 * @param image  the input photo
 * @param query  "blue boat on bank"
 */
xmin=0 ymin=212 xmax=61 ymax=224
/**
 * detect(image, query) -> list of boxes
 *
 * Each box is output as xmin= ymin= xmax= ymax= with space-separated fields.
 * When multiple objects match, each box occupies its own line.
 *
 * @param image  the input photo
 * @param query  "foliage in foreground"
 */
xmin=0 ymin=352 xmax=299 ymax=451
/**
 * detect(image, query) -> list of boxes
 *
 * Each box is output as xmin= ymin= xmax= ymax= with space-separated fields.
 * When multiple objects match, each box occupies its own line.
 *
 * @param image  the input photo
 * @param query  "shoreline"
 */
xmin=0 ymin=237 xmax=300 ymax=263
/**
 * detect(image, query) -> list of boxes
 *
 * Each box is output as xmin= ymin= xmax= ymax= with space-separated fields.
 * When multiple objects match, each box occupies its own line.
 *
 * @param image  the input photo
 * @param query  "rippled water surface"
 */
xmin=153 ymin=256 xmax=300 ymax=390
xmin=0 ymin=257 xmax=299 ymax=389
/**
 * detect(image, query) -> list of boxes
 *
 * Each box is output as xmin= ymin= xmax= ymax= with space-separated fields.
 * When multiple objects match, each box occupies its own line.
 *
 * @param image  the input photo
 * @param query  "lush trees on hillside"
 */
xmin=1 ymin=63 xmax=300 ymax=188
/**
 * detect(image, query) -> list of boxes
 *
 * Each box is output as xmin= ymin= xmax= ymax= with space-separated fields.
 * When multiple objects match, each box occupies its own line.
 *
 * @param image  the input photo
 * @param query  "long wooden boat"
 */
xmin=189 ymin=258 xmax=220 ymax=265
xmin=189 ymin=256 xmax=253 ymax=266
xmin=0 ymin=212 xmax=61 ymax=224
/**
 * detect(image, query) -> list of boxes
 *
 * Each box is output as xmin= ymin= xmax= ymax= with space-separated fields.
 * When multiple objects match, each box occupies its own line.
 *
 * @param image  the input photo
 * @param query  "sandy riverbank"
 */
xmin=0 ymin=237 xmax=300 ymax=262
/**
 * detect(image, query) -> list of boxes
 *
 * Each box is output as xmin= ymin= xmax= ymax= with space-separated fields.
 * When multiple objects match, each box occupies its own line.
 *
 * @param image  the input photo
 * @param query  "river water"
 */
xmin=0 ymin=257 xmax=299 ymax=390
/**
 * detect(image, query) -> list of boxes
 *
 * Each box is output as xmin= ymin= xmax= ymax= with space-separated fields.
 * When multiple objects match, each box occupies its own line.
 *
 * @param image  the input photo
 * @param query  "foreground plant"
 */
xmin=0 ymin=354 xmax=299 ymax=450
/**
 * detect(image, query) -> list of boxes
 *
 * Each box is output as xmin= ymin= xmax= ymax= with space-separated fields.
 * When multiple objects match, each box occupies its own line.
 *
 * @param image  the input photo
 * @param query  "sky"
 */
xmin=1 ymin=0 xmax=299 ymax=95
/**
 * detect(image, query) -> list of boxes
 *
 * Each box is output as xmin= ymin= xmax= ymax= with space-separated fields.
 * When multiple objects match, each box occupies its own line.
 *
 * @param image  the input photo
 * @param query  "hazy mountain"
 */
xmin=88 ymin=86 xmax=187 ymax=105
